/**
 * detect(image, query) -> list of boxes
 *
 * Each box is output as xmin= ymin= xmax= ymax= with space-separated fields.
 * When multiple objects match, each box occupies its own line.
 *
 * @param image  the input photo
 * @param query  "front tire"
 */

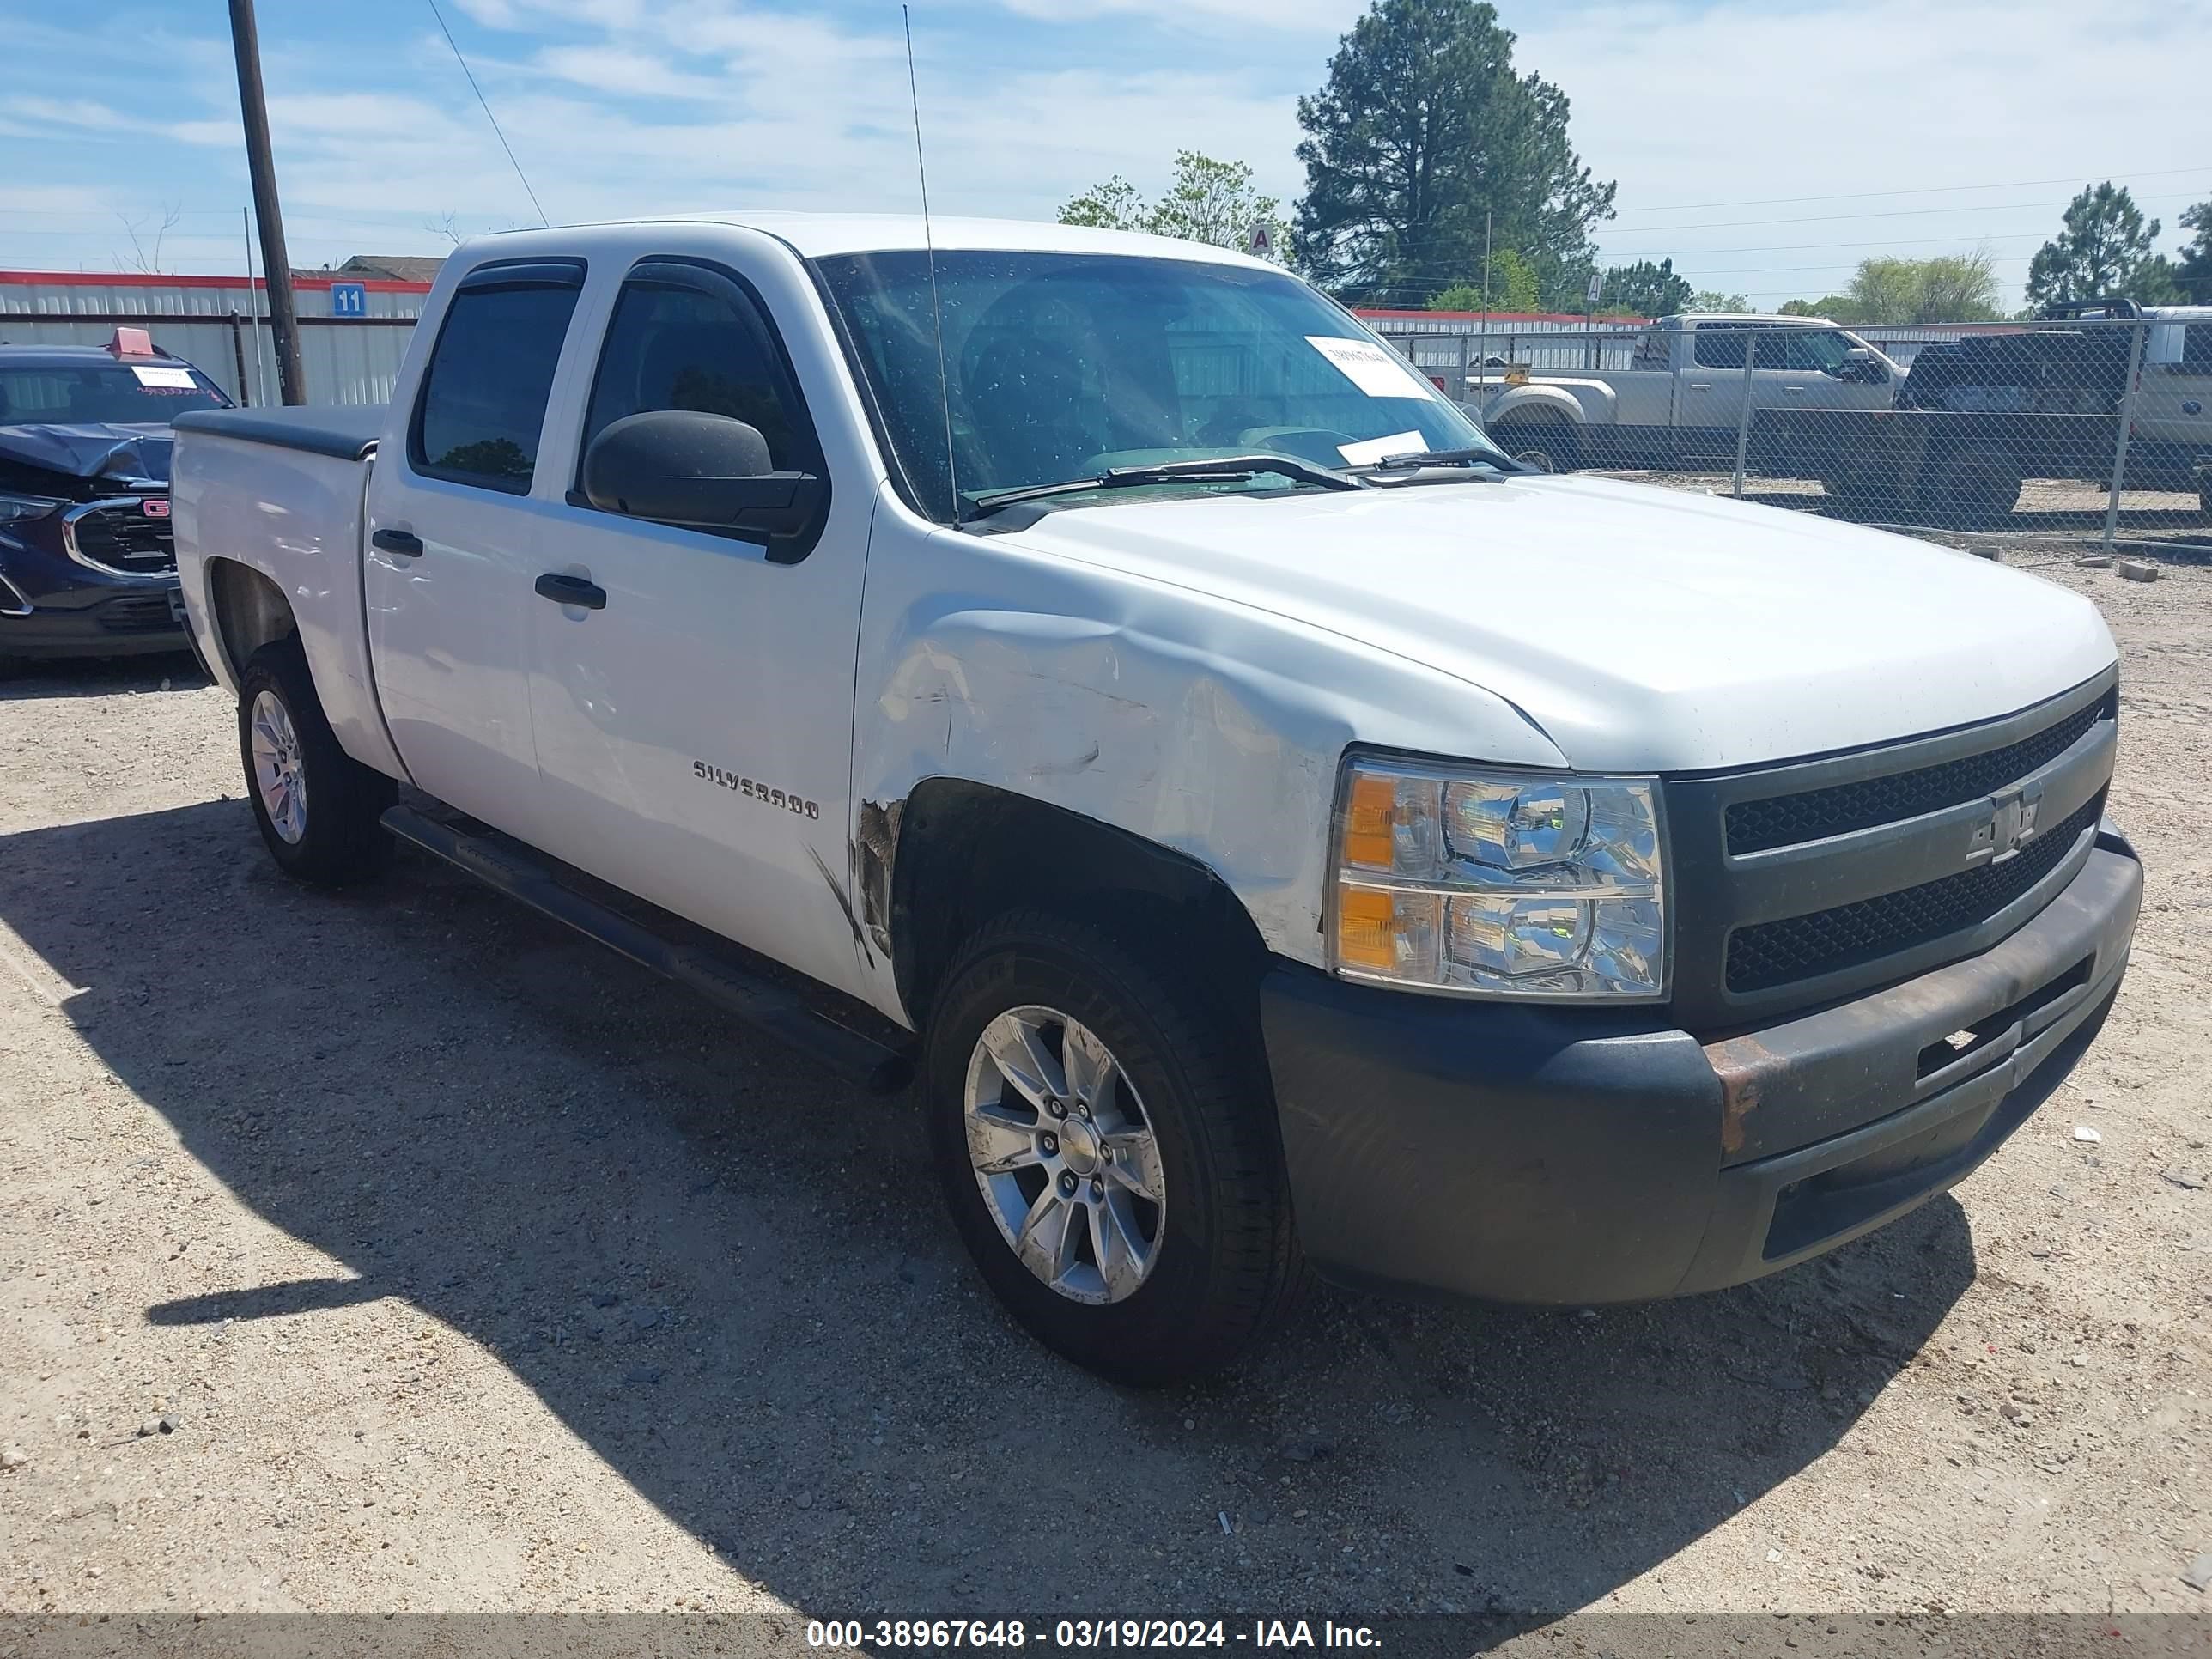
xmin=924 ymin=911 xmax=1299 ymax=1385
xmin=236 ymin=639 xmax=396 ymax=885
xmin=1489 ymin=416 xmax=1578 ymax=473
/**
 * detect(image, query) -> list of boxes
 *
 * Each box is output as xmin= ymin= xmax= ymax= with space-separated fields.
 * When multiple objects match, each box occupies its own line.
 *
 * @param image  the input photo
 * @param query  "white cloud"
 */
xmin=2 ymin=0 xmax=2205 ymax=306
xmin=1517 ymin=0 xmax=2212 ymax=303
xmin=990 ymin=0 xmax=1349 ymax=27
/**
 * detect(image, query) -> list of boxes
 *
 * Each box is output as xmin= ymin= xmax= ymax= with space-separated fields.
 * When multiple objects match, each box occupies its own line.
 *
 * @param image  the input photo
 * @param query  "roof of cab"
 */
xmin=490 ymin=211 xmax=1275 ymax=269
xmin=0 ymin=343 xmax=195 ymax=368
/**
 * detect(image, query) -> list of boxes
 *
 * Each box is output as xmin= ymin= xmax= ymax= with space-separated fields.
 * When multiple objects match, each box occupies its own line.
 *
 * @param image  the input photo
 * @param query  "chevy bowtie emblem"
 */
xmin=1967 ymin=784 xmax=2040 ymax=866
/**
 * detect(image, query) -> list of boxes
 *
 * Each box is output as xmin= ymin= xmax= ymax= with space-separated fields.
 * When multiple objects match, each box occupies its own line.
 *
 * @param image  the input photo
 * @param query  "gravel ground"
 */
xmin=2 ymin=540 xmax=2209 ymax=1627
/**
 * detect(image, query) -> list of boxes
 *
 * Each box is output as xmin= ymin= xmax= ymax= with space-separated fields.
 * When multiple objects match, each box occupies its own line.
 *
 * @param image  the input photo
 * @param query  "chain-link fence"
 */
xmin=1376 ymin=313 xmax=2212 ymax=556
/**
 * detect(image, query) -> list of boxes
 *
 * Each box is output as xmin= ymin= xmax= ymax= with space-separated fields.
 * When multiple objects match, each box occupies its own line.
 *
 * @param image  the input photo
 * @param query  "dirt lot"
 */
xmin=2 ymin=546 xmax=2209 ymax=1629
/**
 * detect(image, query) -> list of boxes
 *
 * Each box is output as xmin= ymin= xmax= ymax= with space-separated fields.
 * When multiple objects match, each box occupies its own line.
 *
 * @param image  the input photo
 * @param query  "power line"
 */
xmin=424 ymin=0 xmax=548 ymax=228
xmin=1595 ymin=191 xmax=2206 ymax=237
xmin=1609 ymin=165 xmax=2212 ymax=216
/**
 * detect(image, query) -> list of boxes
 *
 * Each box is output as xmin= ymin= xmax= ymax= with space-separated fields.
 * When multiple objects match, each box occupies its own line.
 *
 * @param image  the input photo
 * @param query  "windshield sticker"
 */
xmin=1306 ymin=336 xmax=1434 ymax=399
xmin=130 ymin=365 xmax=198 ymax=389
xmin=1336 ymin=429 xmax=1427 ymax=466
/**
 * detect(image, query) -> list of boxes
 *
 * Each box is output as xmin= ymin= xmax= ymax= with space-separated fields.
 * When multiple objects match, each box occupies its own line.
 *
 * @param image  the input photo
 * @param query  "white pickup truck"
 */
xmin=171 ymin=216 xmax=2140 ymax=1384
xmin=1474 ymin=313 xmax=1901 ymax=472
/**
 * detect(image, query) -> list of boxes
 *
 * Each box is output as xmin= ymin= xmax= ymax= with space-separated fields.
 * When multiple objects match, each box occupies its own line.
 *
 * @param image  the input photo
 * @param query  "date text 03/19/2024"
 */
xmin=804 ymin=1620 xmax=1382 ymax=1650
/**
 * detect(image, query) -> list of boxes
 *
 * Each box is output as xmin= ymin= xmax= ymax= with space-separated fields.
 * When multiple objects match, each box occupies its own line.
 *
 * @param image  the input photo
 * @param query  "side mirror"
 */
xmin=580 ymin=409 xmax=825 ymax=557
xmin=1838 ymin=347 xmax=1884 ymax=383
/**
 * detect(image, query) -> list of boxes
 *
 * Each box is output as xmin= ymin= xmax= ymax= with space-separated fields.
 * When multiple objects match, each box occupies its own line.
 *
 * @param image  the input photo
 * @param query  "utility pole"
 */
xmin=228 ymin=0 xmax=306 ymax=404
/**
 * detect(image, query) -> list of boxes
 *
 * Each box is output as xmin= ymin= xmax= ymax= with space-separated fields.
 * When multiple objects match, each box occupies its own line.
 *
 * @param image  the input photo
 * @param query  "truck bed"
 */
xmin=172 ymin=404 xmax=386 ymax=461
xmin=170 ymin=400 xmax=404 ymax=782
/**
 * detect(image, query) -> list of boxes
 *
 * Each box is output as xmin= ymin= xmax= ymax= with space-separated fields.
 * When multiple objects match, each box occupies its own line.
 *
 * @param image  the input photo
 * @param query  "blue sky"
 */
xmin=1 ymin=0 xmax=2207 ymax=307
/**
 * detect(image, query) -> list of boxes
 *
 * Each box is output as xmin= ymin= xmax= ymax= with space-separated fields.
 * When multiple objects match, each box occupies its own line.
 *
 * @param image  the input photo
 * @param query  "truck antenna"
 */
xmin=902 ymin=5 xmax=959 ymax=520
xmin=426 ymin=0 xmax=550 ymax=228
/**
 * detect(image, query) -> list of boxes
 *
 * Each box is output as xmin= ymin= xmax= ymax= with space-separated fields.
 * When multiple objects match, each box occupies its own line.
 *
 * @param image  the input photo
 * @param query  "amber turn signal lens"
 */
xmin=1341 ymin=771 xmax=1398 ymax=870
xmin=1336 ymin=884 xmax=1399 ymax=970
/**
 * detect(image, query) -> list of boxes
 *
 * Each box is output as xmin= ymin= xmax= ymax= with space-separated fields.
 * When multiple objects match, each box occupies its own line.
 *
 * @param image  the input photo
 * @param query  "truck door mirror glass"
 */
xmin=580 ymin=408 xmax=824 ymax=550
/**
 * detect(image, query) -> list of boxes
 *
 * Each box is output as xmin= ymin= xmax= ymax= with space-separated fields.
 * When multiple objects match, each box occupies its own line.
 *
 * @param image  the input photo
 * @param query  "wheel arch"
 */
xmin=1485 ymin=384 xmax=1596 ymax=428
xmin=875 ymin=779 xmax=1273 ymax=1037
xmin=206 ymin=556 xmax=299 ymax=683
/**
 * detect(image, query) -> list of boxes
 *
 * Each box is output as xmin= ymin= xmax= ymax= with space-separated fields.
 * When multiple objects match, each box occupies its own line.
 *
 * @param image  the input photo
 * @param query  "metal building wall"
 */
xmin=0 ymin=272 xmax=427 ymax=406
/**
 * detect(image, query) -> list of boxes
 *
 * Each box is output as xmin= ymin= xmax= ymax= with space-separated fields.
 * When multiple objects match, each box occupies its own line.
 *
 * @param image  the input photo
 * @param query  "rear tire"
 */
xmin=923 ymin=909 xmax=1300 ymax=1385
xmin=236 ymin=638 xmax=396 ymax=886
xmin=1923 ymin=443 xmax=2023 ymax=527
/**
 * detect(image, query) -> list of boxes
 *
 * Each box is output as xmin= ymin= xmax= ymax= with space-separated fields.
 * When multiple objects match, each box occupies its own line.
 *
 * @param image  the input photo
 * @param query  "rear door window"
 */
xmin=410 ymin=262 xmax=585 ymax=493
xmin=1692 ymin=326 xmax=1747 ymax=368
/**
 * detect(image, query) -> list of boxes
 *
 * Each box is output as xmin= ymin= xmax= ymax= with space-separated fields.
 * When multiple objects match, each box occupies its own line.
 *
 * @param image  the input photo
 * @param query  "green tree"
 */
xmin=1147 ymin=152 xmax=1287 ymax=255
xmin=1691 ymin=289 xmax=1750 ymax=312
xmin=1056 ymin=153 xmax=1287 ymax=260
xmin=1056 ymin=175 xmax=1146 ymax=232
xmin=1292 ymin=0 xmax=1614 ymax=304
xmin=1788 ymin=252 xmax=2002 ymax=323
xmin=1423 ymin=248 xmax=1539 ymax=313
xmin=1911 ymin=252 xmax=2003 ymax=319
xmin=1487 ymin=248 xmax=1541 ymax=312
xmin=2172 ymin=198 xmax=2212 ymax=302
xmin=1598 ymin=257 xmax=1693 ymax=318
xmin=2026 ymin=183 xmax=2172 ymax=306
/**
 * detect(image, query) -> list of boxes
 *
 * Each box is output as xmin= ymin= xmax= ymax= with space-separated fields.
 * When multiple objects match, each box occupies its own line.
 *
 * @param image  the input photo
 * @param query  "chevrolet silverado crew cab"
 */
xmin=1 ymin=331 xmax=230 ymax=665
xmin=170 ymin=216 xmax=2140 ymax=1384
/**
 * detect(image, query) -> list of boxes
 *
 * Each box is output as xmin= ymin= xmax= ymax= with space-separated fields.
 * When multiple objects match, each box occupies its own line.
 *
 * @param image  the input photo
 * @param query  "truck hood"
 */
xmin=994 ymin=473 xmax=2117 ymax=772
xmin=0 ymin=422 xmax=173 ymax=487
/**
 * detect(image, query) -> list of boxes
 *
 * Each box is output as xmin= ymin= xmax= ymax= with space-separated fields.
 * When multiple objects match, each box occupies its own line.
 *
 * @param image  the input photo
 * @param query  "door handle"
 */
xmin=1784 ymin=385 xmax=1807 ymax=394
xmin=371 ymin=527 xmax=424 ymax=557
xmin=535 ymin=573 xmax=607 ymax=611
xmin=1689 ymin=381 xmax=1712 ymax=391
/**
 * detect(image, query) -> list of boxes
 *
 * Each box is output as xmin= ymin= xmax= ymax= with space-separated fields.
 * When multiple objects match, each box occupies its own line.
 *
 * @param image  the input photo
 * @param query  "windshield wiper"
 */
xmin=962 ymin=454 xmax=1363 ymax=523
xmin=1348 ymin=447 xmax=1513 ymax=474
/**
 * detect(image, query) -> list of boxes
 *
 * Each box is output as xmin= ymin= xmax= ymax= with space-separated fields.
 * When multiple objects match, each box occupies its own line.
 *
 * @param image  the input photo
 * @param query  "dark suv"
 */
xmin=0 ymin=334 xmax=231 ymax=665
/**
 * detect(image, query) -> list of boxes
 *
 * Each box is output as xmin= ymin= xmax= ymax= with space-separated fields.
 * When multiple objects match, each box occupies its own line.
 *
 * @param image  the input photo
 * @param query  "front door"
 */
xmin=364 ymin=259 xmax=587 ymax=830
xmin=1678 ymin=324 xmax=1760 ymax=464
xmin=518 ymin=246 xmax=873 ymax=1000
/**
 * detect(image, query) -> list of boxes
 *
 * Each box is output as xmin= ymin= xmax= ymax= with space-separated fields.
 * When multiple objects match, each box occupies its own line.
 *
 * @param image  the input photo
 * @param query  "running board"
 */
xmin=380 ymin=805 xmax=915 ymax=1093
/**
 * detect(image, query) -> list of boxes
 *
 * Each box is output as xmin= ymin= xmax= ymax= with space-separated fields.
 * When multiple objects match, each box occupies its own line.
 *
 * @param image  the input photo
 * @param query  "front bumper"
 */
xmin=0 ymin=522 xmax=185 ymax=659
xmin=1264 ymin=831 xmax=2140 ymax=1304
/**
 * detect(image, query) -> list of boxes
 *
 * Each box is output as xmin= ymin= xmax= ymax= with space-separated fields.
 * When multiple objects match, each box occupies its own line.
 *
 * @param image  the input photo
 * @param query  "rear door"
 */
xmin=516 ymin=245 xmax=875 ymax=1000
xmin=363 ymin=259 xmax=586 ymax=830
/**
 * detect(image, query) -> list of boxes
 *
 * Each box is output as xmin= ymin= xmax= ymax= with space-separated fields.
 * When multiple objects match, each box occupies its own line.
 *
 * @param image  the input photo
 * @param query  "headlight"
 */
xmin=0 ymin=493 xmax=63 ymax=524
xmin=1330 ymin=757 xmax=1667 ymax=1000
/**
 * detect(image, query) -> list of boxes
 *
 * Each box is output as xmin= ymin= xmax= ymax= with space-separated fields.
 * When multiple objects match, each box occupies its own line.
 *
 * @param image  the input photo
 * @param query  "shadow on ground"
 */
xmin=2 ymin=799 xmax=1979 ymax=1618
xmin=0 ymin=651 xmax=205 ymax=702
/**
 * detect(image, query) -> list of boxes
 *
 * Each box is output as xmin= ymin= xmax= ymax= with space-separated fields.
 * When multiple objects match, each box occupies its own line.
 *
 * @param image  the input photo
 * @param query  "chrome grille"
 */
xmin=63 ymin=498 xmax=174 ymax=577
xmin=1726 ymin=693 xmax=2112 ymax=854
xmin=1726 ymin=794 xmax=2103 ymax=992
xmin=1663 ymin=674 xmax=2118 ymax=1028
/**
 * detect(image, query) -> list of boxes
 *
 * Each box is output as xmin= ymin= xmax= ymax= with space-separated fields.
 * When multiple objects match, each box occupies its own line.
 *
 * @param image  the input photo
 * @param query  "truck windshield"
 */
xmin=0 ymin=363 xmax=230 ymax=427
xmin=814 ymin=249 xmax=1503 ymax=522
